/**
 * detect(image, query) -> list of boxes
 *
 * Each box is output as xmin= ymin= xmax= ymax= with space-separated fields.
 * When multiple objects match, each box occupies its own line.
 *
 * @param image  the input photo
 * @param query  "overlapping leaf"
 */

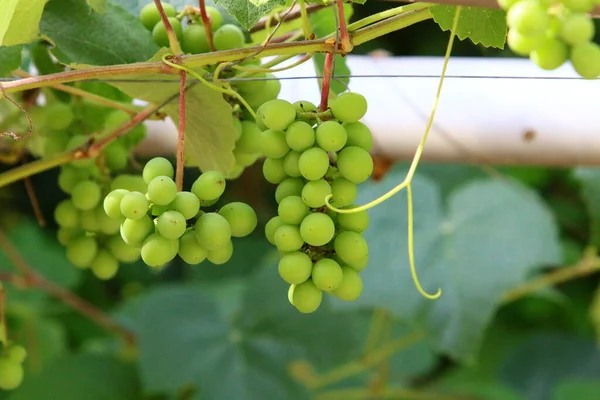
xmin=0 ymin=0 xmax=48 ymax=46
xmin=430 ymin=6 xmax=507 ymax=49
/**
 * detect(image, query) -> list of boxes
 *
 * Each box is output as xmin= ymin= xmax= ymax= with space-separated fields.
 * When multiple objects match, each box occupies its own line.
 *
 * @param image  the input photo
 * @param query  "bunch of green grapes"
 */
xmin=503 ymin=0 xmax=600 ymax=78
xmin=257 ymin=93 xmax=374 ymax=314
xmin=52 ymin=109 xmax=148 ymax=280
xmin=0 ymin=343 xmax=27 ymax=390
xmin=103 ymin=157 xmax=258 ymax=268
xmin=139 ymin=2 xmax=246 ymax=53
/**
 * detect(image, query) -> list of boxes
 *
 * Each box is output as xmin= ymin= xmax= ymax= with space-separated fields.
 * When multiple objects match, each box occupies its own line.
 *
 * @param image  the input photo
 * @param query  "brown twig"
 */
xmin=249 ymin=3 xmax=328 ymax=33
xmin=23 ymin=176 xmax=46 ymax=227
xmin=176 ymin=71 xmax=186 ymax=191
xmin=154 ymin=0 xmax=183 ymax=55
xmin=0 ymin=86 xmax=33 ymax=141
xmin=0 ymin=228 xmax=136 ymax=345
xmin=319 ymin=52 xmax=334 ymax=112
xmin=0 ymin=283 xmax=7 ymax=345
xmin=198 ymin=0 xmax=216 ymax=52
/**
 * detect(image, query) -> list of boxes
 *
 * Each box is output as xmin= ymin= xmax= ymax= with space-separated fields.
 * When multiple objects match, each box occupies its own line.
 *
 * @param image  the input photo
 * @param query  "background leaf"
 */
xmin=331 ymin=166 xmax=561 ymax=360
xmin=552 ymin=379 xmax=600 ymax=400
xmin=87 ymin=0 xmax=107 ymax=13
xmin=429 ymin=6 xmax=507 ymax=49
xmin=0 ymin=0 xmax=48 ymax=46
xmin=8 ymin=354 xmax=142 ymax=400
xmin=105 ymin=51 xmax=237 ymax=173
xmin=0 ymin=45 xmax=22 ymax=76
xmin=573 ymin=168 xmax=600 ymax=246
xmin=500 ymin=333 xmax=600 ymax=400
xmin=133 ymin=285 xmax=309 ymax=400
xmin=40 ymin=0 xmax=158 ymax=66
xmin=215 ymin=0 xmax=287 ymax=30
xmin=310 ymin=4 xmax=352 ymax=95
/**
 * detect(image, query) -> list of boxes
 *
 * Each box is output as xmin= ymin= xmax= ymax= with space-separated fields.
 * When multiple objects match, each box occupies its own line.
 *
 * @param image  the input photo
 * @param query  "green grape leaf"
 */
xmin=214 ymin=0 xmax=287 ymax=29
xmin=87 ymin=0 xmax=107 ymax=13
xmin=572 ymin=168 xmax=600 ymax=246
xmin=310 ymin=4 xmax=352 ymax=95
xmin=552 ymin=379 xmax=600 ymax=400
xmin=10 ymin=315 xmax=67 ymax=375
xmin=0 ymin=0 xmax=47 ymax=46
xmin=132 ymin=285 xmax=309 ymax=399
xmin=500 ymin=333 xmax=600 ymax=400
xmin=104 ymin=51 xmax=236 ymax=173
xmin=331 ymin=166 xmax=561 ymax=361
xmin=0 ymin=219 xmax=80 ymax=289
xmin=0 ymin=45 xmax=22 ymax=76
xmin=9 ymin=354 xmax=142 ymax=400
xmin=39 ymin=0 xmax=158 ymax=66
xmin=429 ymin=6 xmax=507 ymax=49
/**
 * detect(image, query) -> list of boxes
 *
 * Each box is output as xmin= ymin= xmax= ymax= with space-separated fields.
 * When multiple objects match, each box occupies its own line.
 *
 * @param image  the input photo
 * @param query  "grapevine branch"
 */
xmin=249 ymin=3 xmax=327 ymax=33
xmin=0 ymin=229 xmax=136 ymax=345
xmin=198 ymin=0 xmax=216 ymax=52
xmin=335 ymin=0 xmax=353 ymax=53
xmin=176 ymin=70 xmax=187 ymax=191
xmin=154 ymin=0 xmax=183 ymax=55
xmin=316 ymin=387 xmax=475 ymax=400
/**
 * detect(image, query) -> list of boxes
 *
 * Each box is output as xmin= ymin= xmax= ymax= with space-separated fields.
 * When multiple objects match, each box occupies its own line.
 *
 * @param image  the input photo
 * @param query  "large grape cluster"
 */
xmin=257 ymin=93 xmax=374 ymax=314
xmin=503 ymin=0 xmax=600 ymax=78
xmin=0 ymin=343 xmax=26 ymax=390
xmin=50 ymin=108 xmax=148 ymax=280
xmin=103 ymin=157 xmax=258 ymax=268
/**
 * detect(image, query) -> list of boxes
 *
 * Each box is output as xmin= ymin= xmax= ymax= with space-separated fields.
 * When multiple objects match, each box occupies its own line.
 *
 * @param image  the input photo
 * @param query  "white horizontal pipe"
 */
xmin=137 ymin=55 xmax=600 ymax=167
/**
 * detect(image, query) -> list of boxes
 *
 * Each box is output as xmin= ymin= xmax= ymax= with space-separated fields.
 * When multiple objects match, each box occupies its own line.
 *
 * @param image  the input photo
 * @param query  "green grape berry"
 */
xmin=278 ymin=251 xmax=313 ymax=284
xmin=571 ymin=41 xmax=600 ymax=79
xmin=278 ymin=195 xmax=310 ymax=225
xmin=191 ymin=171 xmax=226 ymax=201
xmin=218 ymin=202 xmax=257 ymax=237
xmin=261 ymin=129 xmax=290 ymax=158
xmin=143 ymin=157 xmax=174 ymax=183
xmin=6 ymin=345 xmax=27 ymax=364
xmin=157 ymin=210 xmax=187 ymax=239
xmin=120 ymin=215 xmax=154 ymax=246
xmin=182 ymin=24 xmax=210 ymax=54
xmin=265 ymin=216 xmax=285 ymax=245
xmin=263 ymin=157 xmax=287 ymax=184
xmin=139 ymin=2 xmax=176 ymax=30
xmin=107 ymin=235 xmax=141 ymax=263
xmin=530 ymin=38 xmax=568 ymax=70
xmin=169 ymin=191 xmax=200 ymax=220
xmin=206 ymin=6 xmax=223 ymax=30
xmin=559 ymin=13 xmax=595 ymax=46
xmin=274 ymin=224 xmax=305 ymax=252
xmin=236 ymin=121 xmax=263 ymax=153
xmin=286 ymin=120 xmax=315 ymax=151
xmin=206 ymin=240 xmax=234 ymax=264
xmin=90 ymin=250 xmax=119 ymax=280
xmin=213 ymin=24 xmax=245 ymax=51
xmin=316 ymin=121 xmax=347 ymax=152
xmin=275 ymin=178 xmax=304 ymax=203
xmin=343 ymin=122 xmax=374 ymax=151
xmin=104 ymin=142 xmax=129 ymax=172
xmin=332 ymin=267 xmax=363 ymax=301
xmin=312 ymin=258 xmax=344 ymax=292
xmin=141 ymin=233 xmax=177 ymax=268
xmin=194 ymin=212 xmax=232 ymax=251
xmin=334 ymin=231 xmax=369 ymax=267
xmin=104 ymin=189 xmax=128 ymax=220
xmin=178 ymin=230 xmax=208 ymax=265
xmin=0 ymin=359 xmax=24 ymax=390
xmin=288 ymin=280 xmax=322 ymax=313
xmin=507 ymin=29 xmax=544 ymax=56
xmin=120 ymin=191 xmax=149 ymax=220
xmin=329 ymin=92 xmax=368 ymax=123
xmin=301 ymin=179 xmax=332 ymax=208
xmin=152 ymin=17 xmax=183 ymax=48
xmin=46 ymin=102 xmax=75 ymax=131
xmin=506 ymin=0 xmax=549 ymax=36
xmin=283 ymin=151 xmax=302 ymax=178
xmin=257 ymin=99 xmax=296 ymax=131
xmin=298 ymin=147 xmax=330 ymax=181
xmin=561 ymin=0 xmax=595 ymax=12
xmin=300 ymin=212 xmax=335 ymax=246
xmin=54 ymin=199 xmax=80 ymax=228
xmin=111 ymin=174 xmax=147 ymax=193
xmin=330 ymin=178 xmax=357 ymax=207
xmin=72 ymin=180 xmax=102 ymax=211
xmin=147 ymin=176 xmax=177 ymax=206
xmin=66 ymin=236 xmax=98 ymax=268
xmin=336 ymin=146 xmax=373 ymax=184
xmin=337 ymin=207 xmax=369 ymax=233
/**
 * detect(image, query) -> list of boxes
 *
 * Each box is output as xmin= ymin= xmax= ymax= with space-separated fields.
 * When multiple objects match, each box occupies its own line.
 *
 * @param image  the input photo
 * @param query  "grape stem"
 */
xmin=297 ymin=0 xmax=314 ymax=39
xmin=0 ymin=283 xmax=7 ymax=345
xmin=0 ymin=6 xmax=431 ymax=95
xmin=0 ymin=229 xmax=136 ymax=346
xmin=319 ymin=52 xmax=335 ymax=112
xmin=23 ymin=174 xmax=46 ymax=227
xmin=335 ymin=0 xmax=353 ymax=53
xmin=176 ymin=70 xmax=187 ymax=191
xmin=198 ymin=0 xmax=216 ymax=52
xmin=154 ymin=0 xmax=183 ymax=55
xmin=316 ymin=387 xmax=474 ymax=400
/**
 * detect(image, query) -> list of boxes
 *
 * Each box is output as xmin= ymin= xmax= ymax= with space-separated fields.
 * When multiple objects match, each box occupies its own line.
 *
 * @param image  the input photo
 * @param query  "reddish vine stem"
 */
xmin=23 ymin=176 xmax=46 ymax=227
xmin=176 ymin=70 xmax=187 ymax=191
xmin=0 ymin=229 xmax=136 ymax=345
xmin=319 ymin=52 xmax=335 ymax=112
xmin=154 ymin=0 xmax=183 ymax=55
xmin=198 ymin=0 xmax=216 ymax=52
xmin=335 ymin=0 xmax=353 ymax=52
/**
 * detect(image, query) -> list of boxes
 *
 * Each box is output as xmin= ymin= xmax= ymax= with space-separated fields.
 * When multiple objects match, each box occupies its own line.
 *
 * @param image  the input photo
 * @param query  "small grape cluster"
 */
xmin=0 ymin=343 xmax=27 ymax=391
xmin=139 ymin=2 xmax=246 ymax=53
xmin=256 ymin=93 xmax=374 ymax=314
xmin=103 ymin=157 xmax=258 ymax=268
xmin=503 ymin=0 xmax=600 ymax=78
xmin=51 ymin=108 xmax=147 ymax=280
